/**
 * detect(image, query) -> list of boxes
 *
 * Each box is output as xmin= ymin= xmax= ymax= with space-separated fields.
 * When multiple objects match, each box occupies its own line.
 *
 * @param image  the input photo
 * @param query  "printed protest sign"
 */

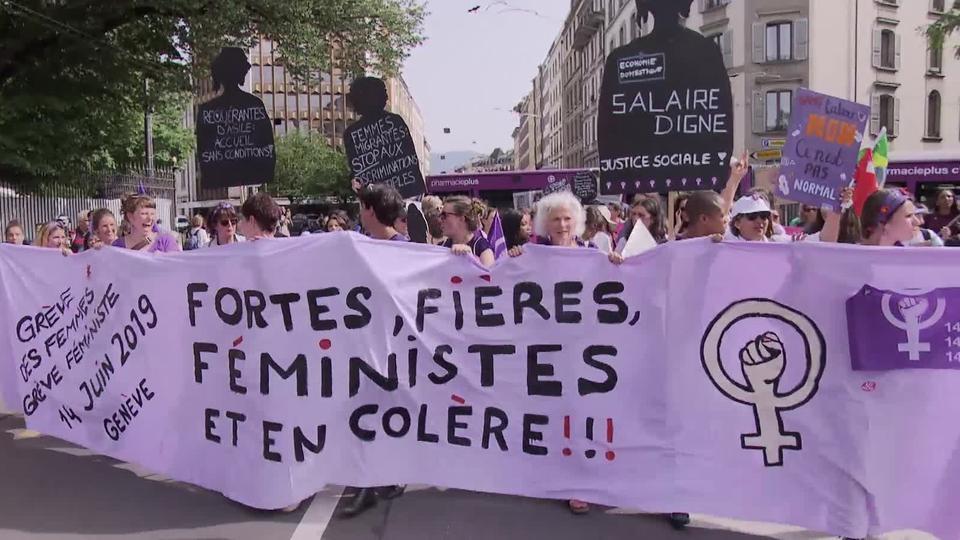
xmin=344 ymin=77 xmax=426 ymax=198
xmin=196 ymin=48 xmax=276 ymax=190
xmin=776 ymin=89 xmax=869 ymax=211
xmin=598 ymin=9 xmax=733 ymax=195
xmin=2 ymin=239 xmax=960 ymax=540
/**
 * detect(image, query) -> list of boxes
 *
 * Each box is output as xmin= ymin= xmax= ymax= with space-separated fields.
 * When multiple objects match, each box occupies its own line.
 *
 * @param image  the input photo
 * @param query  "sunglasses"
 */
xmin=219 ymin=219 xmax=238 ymax=227
xmin=743 ymin=212 xmax=771 ymax=222
xmin=440 ymin=211 xmax=458 ymax=220
xmin=802 ymin=207 xmax=817 ymax=213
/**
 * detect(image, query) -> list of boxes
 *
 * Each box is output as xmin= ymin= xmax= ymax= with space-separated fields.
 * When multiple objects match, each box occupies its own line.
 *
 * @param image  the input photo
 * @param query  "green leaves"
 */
xmin=926 ymin=4 xmax=960 ymax=58
xmin=0 ymin=0 xmax=425 ymax=189
xmin=270 ymin=131 xmax=353 ymax=203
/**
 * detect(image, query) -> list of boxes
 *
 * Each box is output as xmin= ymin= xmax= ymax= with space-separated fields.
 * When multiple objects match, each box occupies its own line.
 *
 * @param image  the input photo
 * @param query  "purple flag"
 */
xmin=488 ymin=211 xmax=506 ymax=259
xmin=847 ymin=285 xmax=960 ymax=370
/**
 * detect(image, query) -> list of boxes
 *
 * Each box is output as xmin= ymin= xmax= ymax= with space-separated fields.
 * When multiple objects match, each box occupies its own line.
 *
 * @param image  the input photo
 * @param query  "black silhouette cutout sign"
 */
xmin=344 ymin=77 xmax=426 ymax=199
xmin=598 ymin=0 xmax=733 ymax=194
xmin=196 ymin=47 xmax=276 ymax=190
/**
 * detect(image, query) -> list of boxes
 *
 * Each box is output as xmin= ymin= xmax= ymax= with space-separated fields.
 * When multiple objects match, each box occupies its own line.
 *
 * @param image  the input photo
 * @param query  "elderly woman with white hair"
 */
xmin=509 ymin=191 xmax=623 ymax=262
xmin=510 ymin=191 xmax=621 ymax=517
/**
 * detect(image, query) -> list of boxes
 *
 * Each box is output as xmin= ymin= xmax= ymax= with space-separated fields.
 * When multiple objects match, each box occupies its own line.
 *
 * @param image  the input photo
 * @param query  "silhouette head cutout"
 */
xmin=211 ymin=47 xmax=251 ymax=92
xmin=636 ymin=0 xmax=694 ymax=26
xmin=348 ymin=77 xmax=389 ymax=117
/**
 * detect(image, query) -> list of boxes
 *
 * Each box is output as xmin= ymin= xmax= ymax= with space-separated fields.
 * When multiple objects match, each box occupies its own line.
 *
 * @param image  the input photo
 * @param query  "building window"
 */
xmin=765 ymin=90 xmax=792 ymax=131
xmin=766 ymin=22 xmax=793 ymax=61
xmin=932 ymin=0 xmax=946 ymax=12
xmin=927 ymin=91 xmax=941 ymax=138
xmin=929 ymin=42 xmax=943 ymax=73
xmin=880 ymin=30 xmax=896 ymax=69
xmin=879 ymin=94 xmax=896 ymax=135
xmin=701 ymin=0 xmax=730 ymax=10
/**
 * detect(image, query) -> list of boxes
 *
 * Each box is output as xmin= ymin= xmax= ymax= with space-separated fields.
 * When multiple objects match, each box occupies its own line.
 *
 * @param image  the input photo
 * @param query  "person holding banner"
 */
xmin=36 ymin=222 xmax=70 ymax=256
xmin=89 ymin=208 xmax=118 ymax=249
xmin=207 ymin=202 xmax=245 ymax=247
xmin=583 ymin=206 xmax=614 ymax=253
xmin=440 ymin=196 xmax=495 ymax=268
xmin=238 ymin=192 xmax=282 ymax=241
xmin=615 ymin=196 xmax=667 ymax=253
xmin=500 ymin=209 xmax=531 ymax=250
xmin=859 ymin=189 xmax=921 ymax=247
xmin=4 ymin=220 xmax=25 ymax=245
xmin=507 ymin=191 xmax=621 ymax=515
xmin=358 ymin=184 xmax=408 ymax=242
xmin=337 ymin=182 xmax=409 ymax=518
xmin=680 ymin=191 xmax=727 ymax=240
xmin=113 ymin=194 xmax=181 ymax=252
xmin=909 ymin=205 xmax=944 ymax=247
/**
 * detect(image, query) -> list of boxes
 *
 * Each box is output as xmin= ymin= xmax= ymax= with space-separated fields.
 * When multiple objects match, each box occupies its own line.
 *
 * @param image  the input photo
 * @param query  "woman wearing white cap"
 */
xmin=725 ymin=194 xmax=777 ymax=242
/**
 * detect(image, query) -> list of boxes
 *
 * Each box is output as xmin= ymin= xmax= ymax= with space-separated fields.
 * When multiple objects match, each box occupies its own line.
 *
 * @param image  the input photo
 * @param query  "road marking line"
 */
xmin=289 ymin=485 xmax=345 ymax=540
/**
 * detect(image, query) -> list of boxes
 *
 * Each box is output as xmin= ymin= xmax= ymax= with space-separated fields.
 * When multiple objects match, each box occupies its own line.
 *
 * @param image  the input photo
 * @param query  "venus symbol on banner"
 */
xmin=700 ymin=299 xmax=825 ymax=467
xmin=881 ymin=293 xmax=946 ymax=361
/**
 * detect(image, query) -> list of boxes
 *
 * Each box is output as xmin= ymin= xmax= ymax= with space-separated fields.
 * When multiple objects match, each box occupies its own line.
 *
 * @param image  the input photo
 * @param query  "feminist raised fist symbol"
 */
xmin=701 ymin=299 xmax=825 ymax=467
xmin=882 ymin=293 xmax=946 ymax=361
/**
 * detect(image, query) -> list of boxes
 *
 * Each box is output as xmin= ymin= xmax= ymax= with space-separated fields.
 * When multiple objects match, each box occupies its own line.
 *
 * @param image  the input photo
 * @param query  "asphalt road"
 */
xmin=0 ymin=413 xmax=938 ymax=540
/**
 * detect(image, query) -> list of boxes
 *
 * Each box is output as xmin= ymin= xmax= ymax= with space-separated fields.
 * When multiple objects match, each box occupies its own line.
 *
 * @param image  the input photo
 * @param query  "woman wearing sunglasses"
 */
xmin=113 ymin=194 xmax=181 ymax=252
xmin=207 ymin=202 xmax=246 ymax=247
xmin=725 ymin=194 xmax=778 ymax=242
xmin=440 ymin=196 xmax=495 ymax=268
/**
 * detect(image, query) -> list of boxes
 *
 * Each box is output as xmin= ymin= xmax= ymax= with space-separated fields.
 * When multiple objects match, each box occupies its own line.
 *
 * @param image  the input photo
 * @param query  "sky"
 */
xmin=402 ymin=1 xmax=571 ymax=156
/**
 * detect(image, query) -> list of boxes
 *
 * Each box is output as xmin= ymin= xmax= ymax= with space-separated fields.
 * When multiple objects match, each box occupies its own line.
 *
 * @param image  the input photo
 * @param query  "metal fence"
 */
xmin=0 ymin=168 xmax=176 ymax=241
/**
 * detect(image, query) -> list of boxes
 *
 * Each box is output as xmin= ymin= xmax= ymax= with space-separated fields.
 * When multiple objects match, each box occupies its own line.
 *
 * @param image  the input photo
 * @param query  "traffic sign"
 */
xmin=751 ymin=149 xmax=782 ymax=162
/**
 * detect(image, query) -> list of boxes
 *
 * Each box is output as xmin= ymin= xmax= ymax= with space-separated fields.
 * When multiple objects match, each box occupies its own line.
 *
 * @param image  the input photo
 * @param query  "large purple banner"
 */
xmin=776 ymin=89 xmax=870 ymax=211
xmin=2 ymin=238 xmax=960 ymax=540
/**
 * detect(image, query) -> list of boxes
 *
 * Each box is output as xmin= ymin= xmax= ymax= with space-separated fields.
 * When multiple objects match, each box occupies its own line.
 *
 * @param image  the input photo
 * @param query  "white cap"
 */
xmin=596 ymin=205 xmax=615 ymax=225
xmin=731 ymin=194 xmax=772 ymax=217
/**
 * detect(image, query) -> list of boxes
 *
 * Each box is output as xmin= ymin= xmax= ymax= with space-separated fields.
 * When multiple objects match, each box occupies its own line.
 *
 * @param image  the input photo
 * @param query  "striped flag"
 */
xmin=488 ymin=211 xmax=507 ymax=259
xmin=873 ymin=127 xmax=890 ymax=187
xmin=853 ymin=148 xmax=878 ymax=217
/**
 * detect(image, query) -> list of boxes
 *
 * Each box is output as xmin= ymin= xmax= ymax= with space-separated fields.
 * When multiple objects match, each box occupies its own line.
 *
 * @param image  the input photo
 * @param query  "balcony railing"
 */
xmin=572 ymin=7 xmax=604 ymax=50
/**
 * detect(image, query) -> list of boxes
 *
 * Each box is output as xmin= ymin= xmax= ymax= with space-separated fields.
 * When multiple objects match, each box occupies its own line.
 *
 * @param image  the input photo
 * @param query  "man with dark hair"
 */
xmin=239 ymin=192 xmax=282 ymax=241
xmin=340 ymin=182 xmax=409 ymax=519
xmin=359 ymin=184 xmax=407 ymax=241
xmin=682 ymin=191 xmax=727 ymax=240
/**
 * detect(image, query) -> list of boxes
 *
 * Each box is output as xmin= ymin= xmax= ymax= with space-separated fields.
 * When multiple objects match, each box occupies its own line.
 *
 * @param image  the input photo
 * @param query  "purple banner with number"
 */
xmin=776 ymin=89 xmax=869 ymax=212
xmin=847 ymin=285 xmax=960 ymax=370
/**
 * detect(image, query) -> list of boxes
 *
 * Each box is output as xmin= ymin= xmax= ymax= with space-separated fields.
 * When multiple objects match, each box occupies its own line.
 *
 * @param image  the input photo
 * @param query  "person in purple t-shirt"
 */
xmin=358 ymin=184 xmax=408 ymax=242
xmin=112 ymin=194 xmax=181 ymax=253
xmin=439 ymin=196 xmax=494 ymax=267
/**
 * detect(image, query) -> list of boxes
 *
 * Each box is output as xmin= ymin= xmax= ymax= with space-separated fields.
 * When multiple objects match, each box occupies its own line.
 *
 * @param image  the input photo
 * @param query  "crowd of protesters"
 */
xmin=0 ymin=157 xmax=954 ymax=536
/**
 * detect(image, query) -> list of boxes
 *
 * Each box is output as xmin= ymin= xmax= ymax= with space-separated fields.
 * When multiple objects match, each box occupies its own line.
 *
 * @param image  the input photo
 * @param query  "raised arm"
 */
xmin=721 ymin=151 xmax=749 ymax=213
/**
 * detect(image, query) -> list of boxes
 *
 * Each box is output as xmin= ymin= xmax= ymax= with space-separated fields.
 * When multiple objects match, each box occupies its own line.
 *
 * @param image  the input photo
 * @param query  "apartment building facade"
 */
xmin=513 ymin=0 xmax=958 ymax=191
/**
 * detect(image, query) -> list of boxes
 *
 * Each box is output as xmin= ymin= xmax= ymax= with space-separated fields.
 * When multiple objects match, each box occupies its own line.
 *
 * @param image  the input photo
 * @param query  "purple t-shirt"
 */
xmin=112 ymin=233 xmax=180 ymax=253
xmin=389 ymin=233 xmax=410 ymax=242
xmin=442 ymin=234 xmax=491 ymax=257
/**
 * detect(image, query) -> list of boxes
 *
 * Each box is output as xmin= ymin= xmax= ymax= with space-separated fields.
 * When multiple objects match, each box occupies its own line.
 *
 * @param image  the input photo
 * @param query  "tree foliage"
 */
xmin=926 ymin=2 xmax=960 ymax=58
xmin=269 ymin=132 xmax=353 ymax=203
xmin=0 ymin=0 xmax=426 ymax=188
